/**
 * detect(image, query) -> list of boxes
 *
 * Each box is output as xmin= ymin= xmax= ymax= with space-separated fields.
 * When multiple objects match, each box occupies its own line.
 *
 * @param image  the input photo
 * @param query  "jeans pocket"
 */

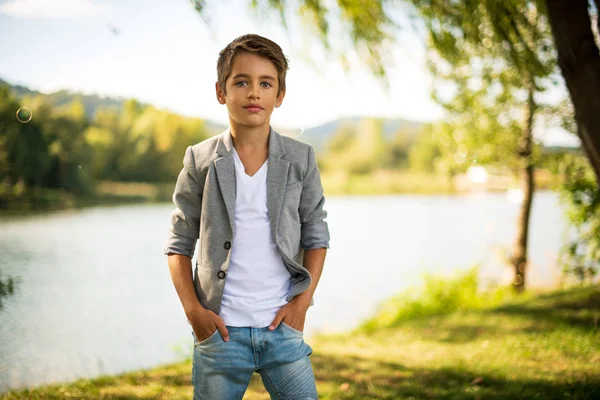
xmin=281 ymin=321 xmax=304 ymax=337
xmin=192 ymin=329 xmax=220 ymax=347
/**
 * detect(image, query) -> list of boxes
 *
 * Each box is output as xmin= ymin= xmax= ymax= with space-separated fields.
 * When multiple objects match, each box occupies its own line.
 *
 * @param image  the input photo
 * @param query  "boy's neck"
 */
xmin=229 ymin=123 xmax=270 ymax=153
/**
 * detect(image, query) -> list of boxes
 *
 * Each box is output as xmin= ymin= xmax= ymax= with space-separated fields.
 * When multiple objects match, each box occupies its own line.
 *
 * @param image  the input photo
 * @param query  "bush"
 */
xmin=358 ymin=265 xmax=514 ymax=333
xmin=558 ymin=155 xmax=600 ymax=284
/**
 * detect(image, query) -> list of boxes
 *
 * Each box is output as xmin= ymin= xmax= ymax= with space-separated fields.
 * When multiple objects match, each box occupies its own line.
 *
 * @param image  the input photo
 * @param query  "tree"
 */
xmin=409 ymin=126 xmax=442 ymax=173
xmin=383 ymin=129 xmax=416 ymax=169
xmin=39 ymin=98 xmax=93 ymax=193
xmin=545 ymin=0 xmax=600 ymax=181
xmin=418 ymin=1 xmax=559 ymax=291
xmin=322 ymin=124 xmax=356 ymax=172
xmin=191 ymin=0 xmax=600 ymax=183
xmin=0 ymin=86 xmax=51 ymax=195
xmin=352 ymin=118 xmax=387 ymax=173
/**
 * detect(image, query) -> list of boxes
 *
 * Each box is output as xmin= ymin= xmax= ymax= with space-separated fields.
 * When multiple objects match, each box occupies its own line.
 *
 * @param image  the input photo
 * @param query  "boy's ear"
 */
xmin=215 ymin=82 xmax=226 ymax=104
xmin=275 ymin=87 xmax=286 ymax=108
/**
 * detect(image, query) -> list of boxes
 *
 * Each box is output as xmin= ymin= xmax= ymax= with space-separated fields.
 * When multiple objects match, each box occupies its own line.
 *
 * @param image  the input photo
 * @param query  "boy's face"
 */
xmin=216 ymin=52 xmax=285 ymax=130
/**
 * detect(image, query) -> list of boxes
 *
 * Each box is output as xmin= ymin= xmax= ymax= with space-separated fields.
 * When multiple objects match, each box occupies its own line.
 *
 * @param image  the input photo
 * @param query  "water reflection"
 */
xmin=0 ymin=238 xmax=32 ymax=312
xmin=0 ymin=275 xmax=18 ymax=310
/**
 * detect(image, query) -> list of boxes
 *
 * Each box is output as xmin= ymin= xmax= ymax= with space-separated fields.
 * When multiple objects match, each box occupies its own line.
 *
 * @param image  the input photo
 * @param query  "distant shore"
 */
xmin=0 ymin=181 xmax=175 ymax=213
xmin=0 ymin=170 xmax=558 ymax=213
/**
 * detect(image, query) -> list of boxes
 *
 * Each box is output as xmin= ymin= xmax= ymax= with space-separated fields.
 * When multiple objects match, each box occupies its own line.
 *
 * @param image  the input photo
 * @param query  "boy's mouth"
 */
xmin=243 ymin=104 xmax=263 ymax=113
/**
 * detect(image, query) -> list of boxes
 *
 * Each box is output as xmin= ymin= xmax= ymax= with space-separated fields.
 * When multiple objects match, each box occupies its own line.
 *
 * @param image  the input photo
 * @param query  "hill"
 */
xmin=0 ymin=78 xmax=423 ymax=150
xmin=1 ymin=77 xmax=126 ymax=119
xmin=0 ymin=78 xmax=579 ymax=153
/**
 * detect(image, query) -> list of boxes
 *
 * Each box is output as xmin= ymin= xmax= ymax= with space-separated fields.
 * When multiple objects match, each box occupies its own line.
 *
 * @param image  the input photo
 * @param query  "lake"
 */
xmin=0 ymin=191 xmax=567 ymax=391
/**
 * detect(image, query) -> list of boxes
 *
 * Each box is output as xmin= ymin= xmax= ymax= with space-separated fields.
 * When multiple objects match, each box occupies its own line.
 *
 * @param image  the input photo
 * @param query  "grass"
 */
xmin=2 ymin=276 xmax=599 ymax=399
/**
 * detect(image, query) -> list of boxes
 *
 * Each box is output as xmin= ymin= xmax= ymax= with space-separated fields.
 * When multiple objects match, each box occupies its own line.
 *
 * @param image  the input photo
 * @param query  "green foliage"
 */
xmin=320 ymin=118 xmax=425 ymax=174
xmin=410 ymin=0 xmax=556 ymax=77
xmin=351 ymin=118 xmax=387 ymax=173
xmin=0 ymin=81 xmax=209 ymax=209
xmin=557 ymin=154 xmax=600 ymax=282
xmin=321 ymin=118 xmax=388 ymax=174
xmin=542 ymin=98 xmax=599 ymax=284
xmin=381 ymin=129 xmax=416 ymax=169
xmin=414 ymin=0 xmax=559 ymax=179
xmin=0 ymin=87 xmax=94 ymax=203
xmin=193 ymin=0 xmax=568 ymax=90
xmin=320 ymin=125 xmax=355 ymax=172
xmin=358 ymin=266 xmax=515 ymax=333
xmin=197 ymin=0 xmax=396 ymax=79
xmin=0 ymin=87 xmax=52 ymax=192
xmin=326 ymin=125 xmax=355 ymax=155
xmin=408 ymin=125 xmax=442 ymax=172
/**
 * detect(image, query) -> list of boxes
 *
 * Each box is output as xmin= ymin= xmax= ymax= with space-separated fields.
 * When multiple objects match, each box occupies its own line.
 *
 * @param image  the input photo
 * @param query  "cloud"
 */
xmin=0 ymin=0 xmax=108 ymax=19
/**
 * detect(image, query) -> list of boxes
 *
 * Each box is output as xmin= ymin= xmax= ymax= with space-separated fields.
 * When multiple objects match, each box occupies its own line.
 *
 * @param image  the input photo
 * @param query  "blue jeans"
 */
xmin=191 ymin=322 xmax=318 ymax=399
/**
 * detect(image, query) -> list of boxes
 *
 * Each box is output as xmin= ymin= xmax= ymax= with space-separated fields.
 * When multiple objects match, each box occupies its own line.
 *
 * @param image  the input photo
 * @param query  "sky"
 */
xmin=0 ymin=0 xmax=578 ymax=146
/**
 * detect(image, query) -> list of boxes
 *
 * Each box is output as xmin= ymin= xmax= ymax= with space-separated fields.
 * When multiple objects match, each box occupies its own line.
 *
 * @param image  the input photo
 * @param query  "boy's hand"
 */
xmin=187 ymin=305 xmax=229 ymax=342
xmin=268 ymin=297 xmax=310 ymax=332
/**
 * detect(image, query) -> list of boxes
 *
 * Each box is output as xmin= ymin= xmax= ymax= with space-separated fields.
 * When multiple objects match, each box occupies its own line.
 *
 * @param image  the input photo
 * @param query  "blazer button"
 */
xmin=217 ymin=271 xmax=226 ymax=279
xmin=224 ymin=241 xmax=231 ymax=250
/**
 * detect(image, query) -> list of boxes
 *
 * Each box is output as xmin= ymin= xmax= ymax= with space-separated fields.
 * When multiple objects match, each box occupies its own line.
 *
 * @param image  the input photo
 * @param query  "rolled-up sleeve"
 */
xmin=163 ymin=146 xmax=202 ymax=258
xmin=299 ymin=145 xmax=330 ymax=250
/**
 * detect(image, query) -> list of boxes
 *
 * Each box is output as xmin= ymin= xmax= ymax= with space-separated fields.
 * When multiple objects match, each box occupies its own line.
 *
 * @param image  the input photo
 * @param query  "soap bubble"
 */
xmin=129 ymin=334 xmax=143 ymax=347
xmin=16 ymin=107 xmax=32 ymax=123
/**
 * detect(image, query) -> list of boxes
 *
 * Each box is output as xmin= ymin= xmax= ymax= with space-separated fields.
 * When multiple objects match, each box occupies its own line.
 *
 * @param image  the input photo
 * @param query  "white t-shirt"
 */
xmin=218 ymin=147 xmax=292 ymax=327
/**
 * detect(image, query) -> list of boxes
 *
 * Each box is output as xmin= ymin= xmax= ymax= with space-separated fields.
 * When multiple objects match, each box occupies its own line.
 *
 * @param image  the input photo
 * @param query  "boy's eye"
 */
xmin=234 ymin=81 xmax=272 ymax=88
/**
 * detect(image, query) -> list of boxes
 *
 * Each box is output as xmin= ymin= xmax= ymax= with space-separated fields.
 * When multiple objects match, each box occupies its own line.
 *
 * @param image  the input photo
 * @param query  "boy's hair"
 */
xmin=217 ymin=34 xmax=289 ymax=96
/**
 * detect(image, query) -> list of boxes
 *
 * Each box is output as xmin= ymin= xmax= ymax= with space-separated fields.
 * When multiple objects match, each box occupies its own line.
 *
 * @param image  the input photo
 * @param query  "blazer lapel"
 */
xmin=214 ymin=129 xmax=236 ymax=236
xmin=266 ymin=128 xmax=289 ymax=240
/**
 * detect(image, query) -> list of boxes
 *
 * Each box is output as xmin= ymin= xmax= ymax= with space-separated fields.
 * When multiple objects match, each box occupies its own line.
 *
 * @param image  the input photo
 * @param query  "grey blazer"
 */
xmin=164 ymin=127 xmax=330 ymax=314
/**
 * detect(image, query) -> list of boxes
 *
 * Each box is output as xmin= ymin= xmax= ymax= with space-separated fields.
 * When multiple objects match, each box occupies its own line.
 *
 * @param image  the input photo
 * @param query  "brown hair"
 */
xmin=217 ymin=34 xmax=289 ymax=96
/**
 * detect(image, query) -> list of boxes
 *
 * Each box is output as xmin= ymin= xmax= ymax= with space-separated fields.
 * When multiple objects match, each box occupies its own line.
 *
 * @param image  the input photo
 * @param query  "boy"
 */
xmin=163 ymin=33 xmax=330 ymax=400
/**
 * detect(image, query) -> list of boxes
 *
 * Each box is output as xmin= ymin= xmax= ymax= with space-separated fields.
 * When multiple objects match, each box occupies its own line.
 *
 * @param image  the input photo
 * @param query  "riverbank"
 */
xmin=0 ymin=181 xmax=175 ymax=213
xmin=2 ymin=283 xmax=598 ymax=399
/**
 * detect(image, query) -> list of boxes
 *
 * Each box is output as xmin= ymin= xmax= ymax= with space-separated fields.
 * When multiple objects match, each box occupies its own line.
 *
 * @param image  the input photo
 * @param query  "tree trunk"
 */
xmin=511 ymin=85 xmax=536 ymax=293
xmin=594 ymin=0 xmax=600 ymax=39
xmin=545 ymin=0 xmax=600 ymax=183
